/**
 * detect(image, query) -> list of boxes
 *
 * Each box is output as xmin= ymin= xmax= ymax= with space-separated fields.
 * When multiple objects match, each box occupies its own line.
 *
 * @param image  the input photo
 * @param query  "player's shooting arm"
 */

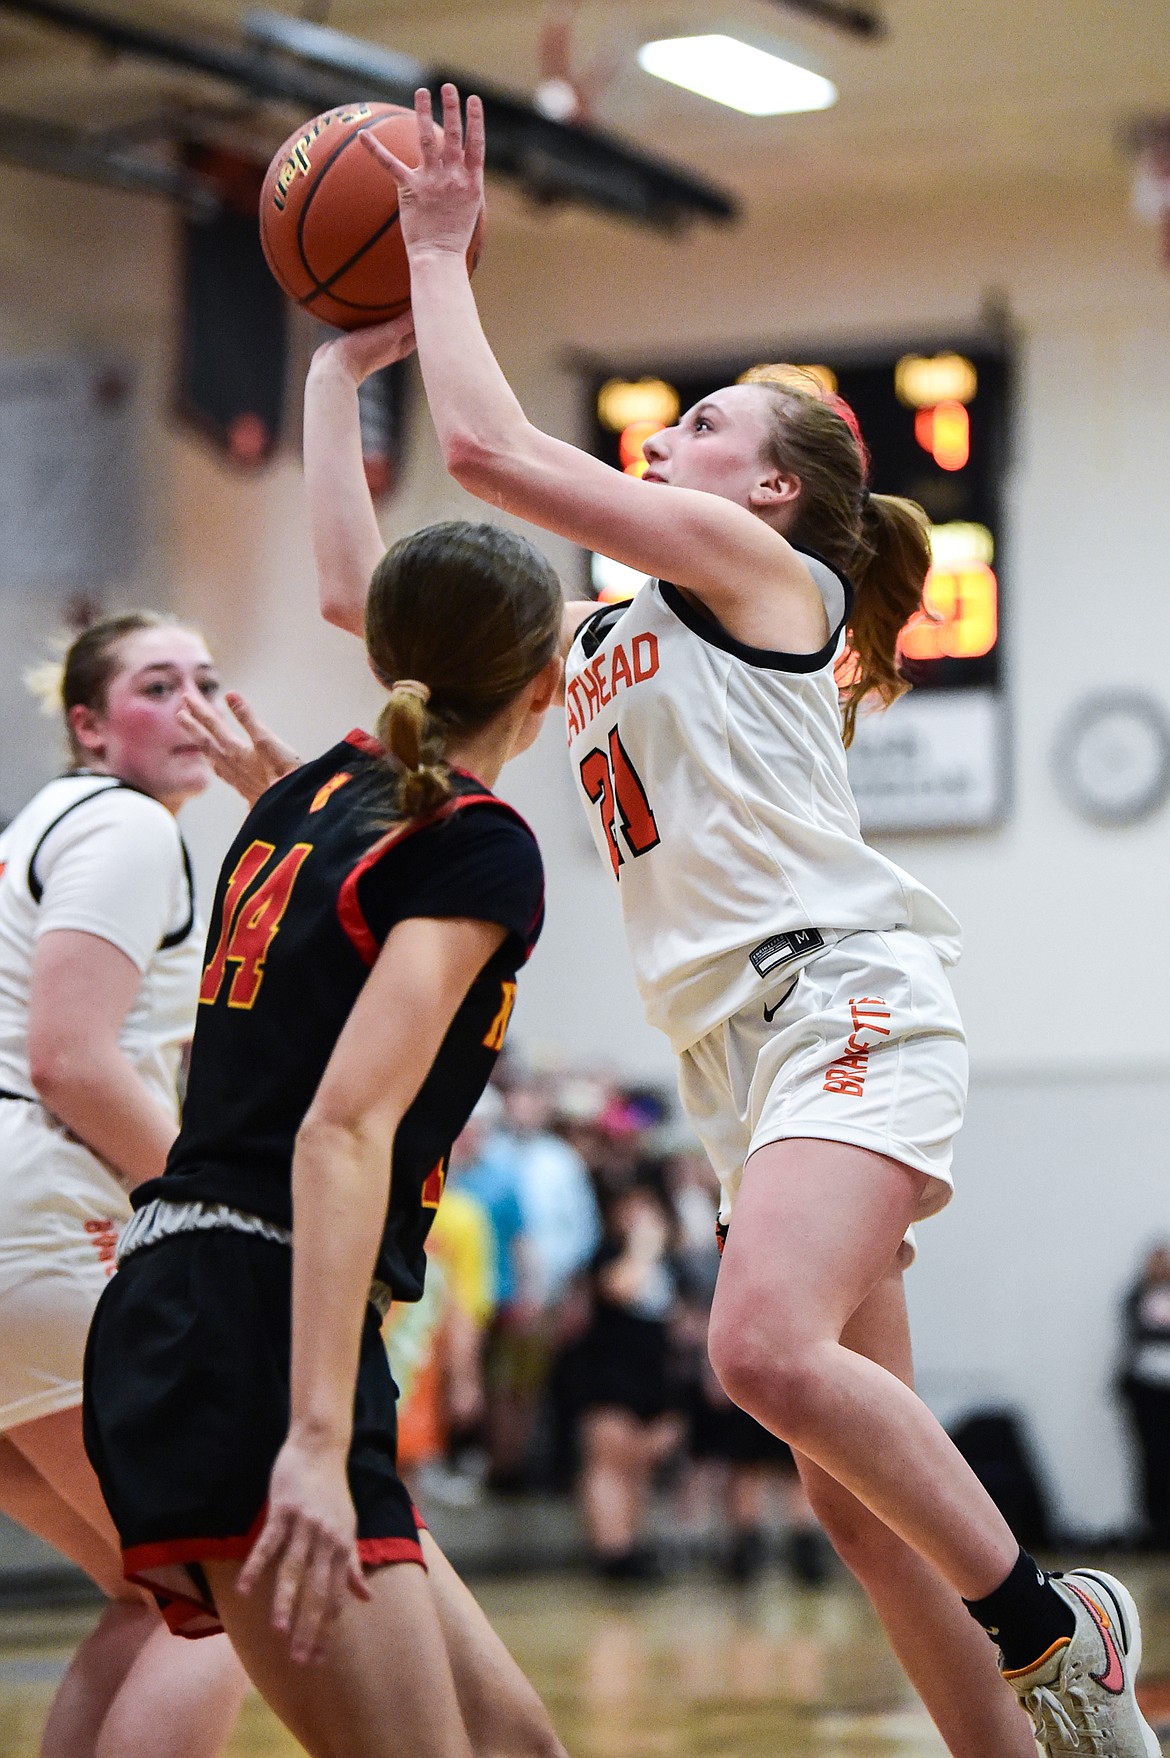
xmin=303 ymin=314 xmax=416 ymax=637
xmin=408 ymin=251 xmax=825 ymax=650
xmin=303 ymin=348 xmax=386 ymax=636
xmin=365 ymin=86 xmax=826 ymax=652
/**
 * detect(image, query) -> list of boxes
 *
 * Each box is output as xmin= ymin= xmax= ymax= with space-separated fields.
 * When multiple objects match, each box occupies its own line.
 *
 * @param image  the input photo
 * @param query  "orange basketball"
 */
xmin=259 ymin=101 xmax=482 ymax=330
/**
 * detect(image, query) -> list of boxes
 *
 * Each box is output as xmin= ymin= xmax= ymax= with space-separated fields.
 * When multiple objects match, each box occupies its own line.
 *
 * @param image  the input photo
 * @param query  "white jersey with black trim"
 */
xmin=0 ymin=775 xmax=201 ymax=1116
xmin=564 ymin=551 xmax=961 ymax=1053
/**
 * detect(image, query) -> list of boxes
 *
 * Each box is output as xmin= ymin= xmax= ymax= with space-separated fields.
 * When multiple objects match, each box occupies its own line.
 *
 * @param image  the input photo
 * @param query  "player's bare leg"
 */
xmin=789 ymin=1265 xmax=1035 ymax=1758
xmin=89 ymin=1619 xmax=246 ymax=1758
xmin=579 ymin=1408 xmax=643 ymax=1561
xmin=206 ymin=1555 xmax=473 ymax=1758
xmin=579 ymin=1408 xmax=683 ymax=1568
xmin=421 ymin=1531 xmax=568 ymax=1758
xmin=0 ymin=1433 xmax=153 ymax=1758
xmin=0 ymin=1429 xmax=127 ymax=1597
xmin=707 ymin=1138 xmax=1019 ymax=1597
xmin=2 ymin=1409 xmax=246 ymax=1758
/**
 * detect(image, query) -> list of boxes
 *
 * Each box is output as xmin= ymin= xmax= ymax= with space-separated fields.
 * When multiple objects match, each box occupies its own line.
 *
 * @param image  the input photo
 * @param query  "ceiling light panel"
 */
xmin=637 ymin=34 xmax=837 ymax=117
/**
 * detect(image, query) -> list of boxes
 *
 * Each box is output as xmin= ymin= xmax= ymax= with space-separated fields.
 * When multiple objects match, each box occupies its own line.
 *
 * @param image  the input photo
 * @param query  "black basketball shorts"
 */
xmin=82 ymin=1228 xmax=424 ymax=1638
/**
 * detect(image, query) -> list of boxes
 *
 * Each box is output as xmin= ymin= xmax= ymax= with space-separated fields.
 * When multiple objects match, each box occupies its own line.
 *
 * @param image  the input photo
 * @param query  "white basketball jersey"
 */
xmin=565 ymin=554 xmax=961 ymax=1053
xmin=0 ymin=775 xmax=202 ymax=1115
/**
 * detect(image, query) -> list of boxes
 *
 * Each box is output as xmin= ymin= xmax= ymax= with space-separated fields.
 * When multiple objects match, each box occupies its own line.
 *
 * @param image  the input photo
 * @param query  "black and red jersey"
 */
xmin=135 ymin=730 xmax=544 ymax=1302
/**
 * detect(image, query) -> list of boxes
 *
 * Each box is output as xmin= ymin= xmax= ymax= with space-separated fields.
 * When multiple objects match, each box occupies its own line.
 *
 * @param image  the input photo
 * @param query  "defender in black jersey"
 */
xmin=82 ymin=513 xmax=570 ymax=1758
xmin=150 ymin=728 xmax=542 ymax=1303
xmin=84 ymin=729 xmax=543 ymax=1623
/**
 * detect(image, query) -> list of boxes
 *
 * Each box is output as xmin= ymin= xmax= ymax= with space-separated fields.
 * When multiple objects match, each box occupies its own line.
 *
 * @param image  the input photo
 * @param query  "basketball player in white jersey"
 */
xmin=299 ymin=86 xmax=1158 ymax=1758
xmin=0 ymin=614 xmax=246 ymax=1758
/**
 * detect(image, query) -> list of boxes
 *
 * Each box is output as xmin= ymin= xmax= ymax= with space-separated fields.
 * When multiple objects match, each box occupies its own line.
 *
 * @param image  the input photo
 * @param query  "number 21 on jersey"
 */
xmin=579 ymin=729 xmax=659 ymax=879
xmin=200 ymin=840 xmax=312 ymax=1010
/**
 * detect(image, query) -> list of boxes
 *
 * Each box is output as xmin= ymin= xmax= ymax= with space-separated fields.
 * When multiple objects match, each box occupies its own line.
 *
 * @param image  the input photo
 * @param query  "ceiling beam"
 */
xmin=0 ymin=0 xmax=737 ymax=228
xmin=766 ymin=0 xmax=885 ymax=39
xmin=0 ymin=106 xmax=220 ymax=212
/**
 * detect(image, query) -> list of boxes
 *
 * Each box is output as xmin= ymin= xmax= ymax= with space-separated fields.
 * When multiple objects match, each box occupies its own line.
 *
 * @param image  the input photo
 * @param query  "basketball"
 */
xmin=259 ymin=101 xmax=483 ymax=330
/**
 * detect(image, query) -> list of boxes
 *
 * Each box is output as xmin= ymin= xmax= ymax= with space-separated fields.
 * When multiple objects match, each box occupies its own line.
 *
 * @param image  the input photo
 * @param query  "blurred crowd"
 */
xmin=385 ymin=1063 xmax=828 ymax=1586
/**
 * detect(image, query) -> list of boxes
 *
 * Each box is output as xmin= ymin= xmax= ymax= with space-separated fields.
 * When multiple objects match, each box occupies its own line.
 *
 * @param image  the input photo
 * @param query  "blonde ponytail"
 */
xmin=24 ymin=657 xmax=66 ymax=718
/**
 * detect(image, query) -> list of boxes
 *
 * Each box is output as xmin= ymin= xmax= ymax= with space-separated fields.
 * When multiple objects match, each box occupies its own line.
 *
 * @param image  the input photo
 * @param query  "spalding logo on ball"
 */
xmin=259 ymin=102 xmax=484 ymax=330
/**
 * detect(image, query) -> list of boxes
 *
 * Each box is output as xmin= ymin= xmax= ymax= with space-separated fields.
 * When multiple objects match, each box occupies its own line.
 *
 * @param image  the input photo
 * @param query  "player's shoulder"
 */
xmin=39 ymin=776 xmax=177 ymax=851
xmin=292 ymin=730 xmax=383 ymax=795
xmin=345 ymin=770 xmax=542 ymax=898
xmin=568 ymin=597 xmax=641 ymax=662
xmin=244 ymin=730 xmax=383 ymax=829
xmin=438 ymin=776 xmax=542 ymax=863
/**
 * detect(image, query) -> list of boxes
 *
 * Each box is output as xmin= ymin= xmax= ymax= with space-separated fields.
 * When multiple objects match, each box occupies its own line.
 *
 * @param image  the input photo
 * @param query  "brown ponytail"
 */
xmin=365 ymin=520 xmax=563 ymax=820
xmin=754 ymin=377 xmax=932 ymax=747
xmin=376 ymin=681 xmax=450 ymax=818
xmin=840 ymin=493 xmax=932 ymax=747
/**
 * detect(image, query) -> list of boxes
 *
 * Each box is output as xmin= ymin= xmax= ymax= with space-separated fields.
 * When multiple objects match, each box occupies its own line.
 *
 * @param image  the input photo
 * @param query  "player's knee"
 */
xmin=707 ymin=1307 xmax=822 ymax=1442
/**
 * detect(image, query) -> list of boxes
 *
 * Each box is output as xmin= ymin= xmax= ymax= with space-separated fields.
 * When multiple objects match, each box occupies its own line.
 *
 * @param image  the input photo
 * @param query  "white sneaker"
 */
xmin=1003 ymin=1569 xmax=1160 ymax=1756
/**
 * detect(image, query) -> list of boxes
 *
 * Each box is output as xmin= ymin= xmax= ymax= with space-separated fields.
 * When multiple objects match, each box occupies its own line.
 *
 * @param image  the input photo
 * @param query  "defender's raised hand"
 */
xmin=177 ymin=689 xmax=301 ymax=807
xmin=360 ymin=83 xmax=485 ymax=259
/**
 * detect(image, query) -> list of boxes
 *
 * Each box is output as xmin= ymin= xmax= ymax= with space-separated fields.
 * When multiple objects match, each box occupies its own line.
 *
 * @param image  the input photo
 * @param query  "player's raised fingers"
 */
xmin=178 ymin=689 xmax=228 ymax=736
xmin=464 ymin=94 xmax=486 ymax=175
xmin=174 ymin=706 xmax=215 ymax=754
xmin=414 ymin=85 xmax=439 ymax=162
xmin=176 ymin=702 xmax=229 ymax=759
xmin=359 ymin=130 xmax=413 ymax=186
xmin=439 ymin=82 xmax=463 ymax=161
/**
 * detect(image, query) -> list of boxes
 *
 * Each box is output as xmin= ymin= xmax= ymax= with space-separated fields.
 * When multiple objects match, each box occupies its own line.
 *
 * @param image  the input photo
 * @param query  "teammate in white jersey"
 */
xmin=314 ymin=87 xmax=1159 ymax=1758
xmin=0 ymin=613 xmax=245 ymax=1758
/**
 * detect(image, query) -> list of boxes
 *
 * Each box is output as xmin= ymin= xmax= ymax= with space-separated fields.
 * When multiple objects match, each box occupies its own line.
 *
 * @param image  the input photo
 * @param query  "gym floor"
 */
xmin=1 ymin=1559 xmax=1168 ymax=1756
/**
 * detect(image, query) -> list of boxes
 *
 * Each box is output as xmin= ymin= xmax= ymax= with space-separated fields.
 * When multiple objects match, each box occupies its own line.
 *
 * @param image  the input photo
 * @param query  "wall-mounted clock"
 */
xmin=1053 ymin=690 xmax=1170 ymax=825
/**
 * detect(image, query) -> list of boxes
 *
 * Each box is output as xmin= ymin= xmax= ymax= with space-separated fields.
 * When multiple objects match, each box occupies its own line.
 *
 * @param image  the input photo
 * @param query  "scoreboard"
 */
xmin=586 ymin=341 xmax=1012 ymax=832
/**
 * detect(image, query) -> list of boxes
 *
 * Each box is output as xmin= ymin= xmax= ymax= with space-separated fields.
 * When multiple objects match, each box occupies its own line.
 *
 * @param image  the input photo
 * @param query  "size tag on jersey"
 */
xmin=749 ymin=927 xmax=825 ymax=980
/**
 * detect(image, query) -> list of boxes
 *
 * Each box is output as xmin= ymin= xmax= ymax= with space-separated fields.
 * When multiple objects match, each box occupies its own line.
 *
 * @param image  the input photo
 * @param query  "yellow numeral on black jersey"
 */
xmin=199 ymin=840 xmax=312 ymax=1011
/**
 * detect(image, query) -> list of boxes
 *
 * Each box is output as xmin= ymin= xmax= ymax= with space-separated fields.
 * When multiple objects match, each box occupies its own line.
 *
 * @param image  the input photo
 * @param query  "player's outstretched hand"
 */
xmin=311 ymin=310 xmax=416 ymax=389
xmin=177 ymin=690 xmax=301 ymax=806
xmin=360 ymin=83 xmax=485 ymax=261
xmin=237 ymin=1437 xmax=371 ymax=1666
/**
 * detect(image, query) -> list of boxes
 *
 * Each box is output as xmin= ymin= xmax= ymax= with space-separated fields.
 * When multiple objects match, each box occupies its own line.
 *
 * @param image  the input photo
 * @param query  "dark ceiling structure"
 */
xmin=767 ymin=0 xmax=884 ymax=39
xmin=0 ymin=0 xmax=740 ymax=229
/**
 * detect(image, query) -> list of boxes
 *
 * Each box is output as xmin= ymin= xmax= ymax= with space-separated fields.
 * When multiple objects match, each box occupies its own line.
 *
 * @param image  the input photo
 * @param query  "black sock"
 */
xmin=964 ymin=1548 xmax=1076 ymax=1673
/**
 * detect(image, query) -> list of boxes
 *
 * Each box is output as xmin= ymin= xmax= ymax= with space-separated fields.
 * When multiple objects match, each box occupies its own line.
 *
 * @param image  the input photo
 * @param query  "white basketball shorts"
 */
xmin=0 ymin=1099 xmax=130 ymax=1429
xmin=677 ymin=928 xmax=968 ymax=1228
